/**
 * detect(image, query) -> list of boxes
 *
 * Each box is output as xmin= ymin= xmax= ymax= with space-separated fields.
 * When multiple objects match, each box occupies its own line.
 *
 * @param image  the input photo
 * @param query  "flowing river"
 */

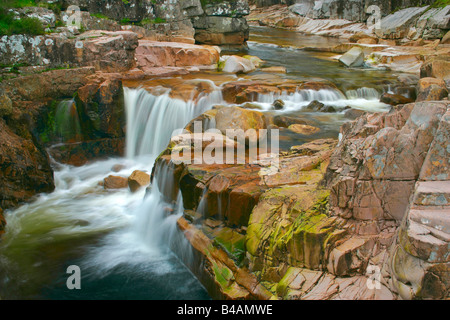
xmin=0 ymin=27 xmax=405 ymax=300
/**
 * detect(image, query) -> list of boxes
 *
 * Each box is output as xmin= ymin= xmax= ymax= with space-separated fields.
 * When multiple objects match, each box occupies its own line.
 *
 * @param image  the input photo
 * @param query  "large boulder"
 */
xmin=215 ymin=107 xmax=267 ymax=142
xmin=103 ymin=175 xmax=128 ymax=190
xmin=136 ymin=41 xmax=220 ymax=69
xmin=128 ymin=170 xmax=151 ymax=192
xmin=0 ymin=31 xmax=138 ymax=72
xmin=416 ymin=78 xmax=449 ymax=102
xmin=375 ymin=6 xmax=430 ymax=39
xmin=193 ymin=16 xmax=250 ymax=48
xmin=0 ymin=67 xmax=94 ymax=102
xmin=220 ymin=55 xmax=256 ymax=73
xmin=420 ymin=56 xmax=450 ymax=81
xmin=75 ymin=75 xmax=126 ymax=140
xmin=414 ymin=5 xmax=450 ymax=40
xmin=61 ymin=0 xmax=154 ymax=22
xmin=325 ymin=101 xmax=448 ymax=222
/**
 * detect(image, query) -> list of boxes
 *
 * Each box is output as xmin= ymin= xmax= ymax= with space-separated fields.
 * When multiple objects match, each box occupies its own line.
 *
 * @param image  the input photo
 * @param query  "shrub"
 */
xmin=0 ymin=7 xmax=45 ymax=36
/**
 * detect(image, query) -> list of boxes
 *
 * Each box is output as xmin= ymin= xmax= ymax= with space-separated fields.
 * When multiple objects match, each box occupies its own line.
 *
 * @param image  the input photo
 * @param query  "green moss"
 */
xmin=91 ymin=13 xmax=110 ymax=20
xmin=38 ymin=99 xmax=58 ymax=144
xmin=212 ymin=227 xmax=246 ymax=265
xmin=430 ymin=0 xmax=450 ymax=8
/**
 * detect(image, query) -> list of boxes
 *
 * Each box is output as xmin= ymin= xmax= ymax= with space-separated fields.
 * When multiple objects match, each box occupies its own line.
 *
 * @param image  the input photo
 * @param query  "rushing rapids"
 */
xmin=0 ymin=29 xmax=413 ymax=300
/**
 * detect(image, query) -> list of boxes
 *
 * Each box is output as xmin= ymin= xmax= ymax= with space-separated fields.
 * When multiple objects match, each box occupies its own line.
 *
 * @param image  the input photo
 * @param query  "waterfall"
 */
xmin=345 ymin=87 xmax=380 ymax=100
xmin=122 ymin=87 xmax=226 ymax=266
xmin=124 ymin=87 xmax=223 ymax=159
xmin=54 ymin=99 xmax=82 ymax=142
xmin=249 ymin=86 xmax=389 ymax=113
xmin=257 ymin=89 xmax=347 ymax=106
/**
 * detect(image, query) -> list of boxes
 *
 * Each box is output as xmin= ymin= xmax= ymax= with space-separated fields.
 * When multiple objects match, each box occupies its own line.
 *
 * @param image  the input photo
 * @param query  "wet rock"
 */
xmin=103 ymin=175 xmax=128 ymax=190
xmin=305 ymin=100 xmax=325 ymax=111
xmin=416 ymin=77 xmax=449 ymax=102
xmin=76 ymin=75 xmax=126 ymax=140
xmin=220 ymin=55 xmax=255 ymax=73
xmin=272 ymin=99 xmax=285 ymax=110
xmin=339 ymin=47 xmax=364 ymax=68
xmin=261 ymin=66 xmax=286 ymax=73
xmin=272 ymin=115 xmax=307 ymax=127
xmin=320 ymin=105 xmax=337 ymax=113
xmin=48 ymin=138 xmax=125 ymax=167
xmin=177 ymin=217 xmax=272 ymax=300
xmin=288 ymin=124 xmax=320 ymax=135
xmin=380 ymin=93 xmax=414 ymax=106
xmin=343 ymin=108 xmax=366 ymax=120
xmin=128 ymin=170 xmax=151 ymax=192
xmin=242 ymin=55 xmax=264 ymax=68
xmin=111 ymin=164 xmax=125 ymax=172
xmin=215 ymin=107 xmax=267 ymax=142
xmin=305 ymin=100 xmax=336 ymax=113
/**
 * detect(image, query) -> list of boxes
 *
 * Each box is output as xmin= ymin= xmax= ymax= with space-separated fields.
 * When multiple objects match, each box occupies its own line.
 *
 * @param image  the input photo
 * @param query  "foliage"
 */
xmin=91 ymin=13 xmax=110 ymax=20
xmin=430 ymin=0 xmax=450 ymax=8
xmin=0 ymin=7 xmax=44 ymax=36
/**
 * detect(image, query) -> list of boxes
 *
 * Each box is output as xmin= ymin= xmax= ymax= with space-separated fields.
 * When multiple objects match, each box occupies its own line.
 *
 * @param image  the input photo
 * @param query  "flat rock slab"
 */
xmin=136 ymin=41 xmax=220 ymax=68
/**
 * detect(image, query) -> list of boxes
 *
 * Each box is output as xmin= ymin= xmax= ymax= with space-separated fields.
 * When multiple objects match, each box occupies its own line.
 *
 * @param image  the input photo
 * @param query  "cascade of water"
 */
xmin=257 ymin=89 xmax=347 ymax=106
xmin=54 ymin=99 xmax=82 ymax=142
xmin=124 ymin=87 xmax=223 ymax=160
xmin=251 ymin=86 xmax=389 ymax=113
xmin=345 ymin=87 xmax=380 ymax=100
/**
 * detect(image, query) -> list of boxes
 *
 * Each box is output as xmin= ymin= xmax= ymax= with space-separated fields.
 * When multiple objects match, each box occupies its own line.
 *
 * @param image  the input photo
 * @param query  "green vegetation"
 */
xmin=90 ymin=13 xmax=110 ymax=20
xmin=1 ymin=0 xmax=37 ymax=8
xmin=139 ymin=17 xmax=166 ymax=26
xmin=120 ymin=18 xmax=130 ymax=25
xmin=0 ymin=8 xmax=45 ymax=36
xmin=0 ymin=1 xmax=46 ymax=36
xmin=431 ymin=0 xmax=450 ymax=8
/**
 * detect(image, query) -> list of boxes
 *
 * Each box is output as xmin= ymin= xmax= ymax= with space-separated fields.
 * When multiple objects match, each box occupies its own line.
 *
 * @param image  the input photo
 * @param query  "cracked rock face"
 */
xmin=324 ymin=101 xmax=450 ymax=300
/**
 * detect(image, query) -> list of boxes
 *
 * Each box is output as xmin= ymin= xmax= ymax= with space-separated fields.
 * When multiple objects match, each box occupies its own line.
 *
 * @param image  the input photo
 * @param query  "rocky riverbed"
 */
xmin=0 ymin=0 xmax=449 ymax=300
